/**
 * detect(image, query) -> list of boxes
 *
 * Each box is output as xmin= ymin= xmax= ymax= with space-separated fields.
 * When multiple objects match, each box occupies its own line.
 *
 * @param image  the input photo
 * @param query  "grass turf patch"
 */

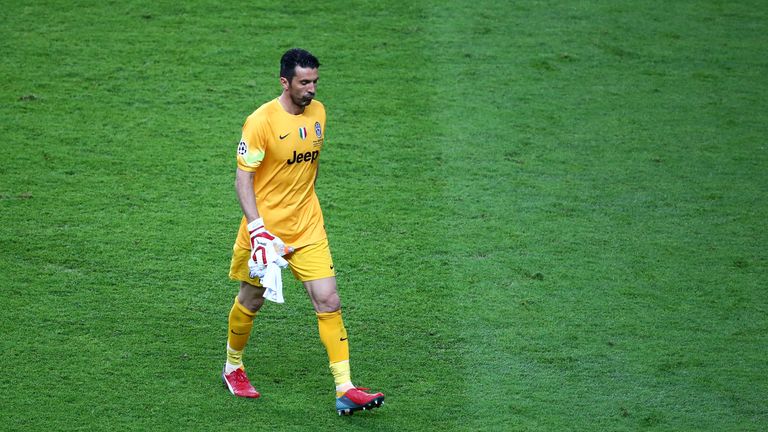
xmin=1 ymin=1 xmax=766 ymax=430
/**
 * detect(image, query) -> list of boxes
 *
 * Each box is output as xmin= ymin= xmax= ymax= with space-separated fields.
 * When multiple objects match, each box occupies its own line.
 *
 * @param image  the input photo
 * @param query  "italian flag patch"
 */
xmin=298 ymin=126 xmax=307 ymax=140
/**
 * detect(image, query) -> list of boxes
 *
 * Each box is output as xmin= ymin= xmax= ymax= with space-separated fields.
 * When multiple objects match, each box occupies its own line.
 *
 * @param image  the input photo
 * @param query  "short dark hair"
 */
xmin=280 ymin=48 xmax=320 ymax=82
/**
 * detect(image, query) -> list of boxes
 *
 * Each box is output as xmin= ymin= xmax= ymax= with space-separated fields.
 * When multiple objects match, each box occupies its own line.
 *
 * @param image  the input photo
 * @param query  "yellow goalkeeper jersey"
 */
xmin=235 ymin=98 xmax=327 ymax=249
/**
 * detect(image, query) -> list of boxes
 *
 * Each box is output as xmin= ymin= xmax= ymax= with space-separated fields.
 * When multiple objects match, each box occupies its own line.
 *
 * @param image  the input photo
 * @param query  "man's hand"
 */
xmin=247 ymin=218 xmax=290 ymax=279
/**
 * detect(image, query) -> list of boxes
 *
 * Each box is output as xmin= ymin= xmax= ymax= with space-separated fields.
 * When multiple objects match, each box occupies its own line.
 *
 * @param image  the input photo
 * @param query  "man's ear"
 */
xmin=280 ymin=76 xmax=290 ymax=90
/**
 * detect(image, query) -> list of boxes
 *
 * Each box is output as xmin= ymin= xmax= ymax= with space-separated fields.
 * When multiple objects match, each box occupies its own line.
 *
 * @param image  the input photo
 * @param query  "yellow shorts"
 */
xmin=228 ymin=237 xmax=336 ymax=286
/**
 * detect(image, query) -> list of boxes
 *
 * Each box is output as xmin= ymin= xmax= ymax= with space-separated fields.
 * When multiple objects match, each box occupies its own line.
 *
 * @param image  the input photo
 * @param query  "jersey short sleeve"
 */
xmin=236 ymin=115 xmax=270 ymax=171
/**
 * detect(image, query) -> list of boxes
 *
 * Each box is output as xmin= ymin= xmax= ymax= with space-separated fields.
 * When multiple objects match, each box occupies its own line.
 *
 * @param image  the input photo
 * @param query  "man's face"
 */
xmin=283 ymin=66 xmax=318 ymax=107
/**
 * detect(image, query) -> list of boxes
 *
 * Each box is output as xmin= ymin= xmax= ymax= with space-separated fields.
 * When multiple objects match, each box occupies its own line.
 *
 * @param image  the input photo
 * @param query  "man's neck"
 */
xmin=278 ymin=93 xmax=304 ymax=115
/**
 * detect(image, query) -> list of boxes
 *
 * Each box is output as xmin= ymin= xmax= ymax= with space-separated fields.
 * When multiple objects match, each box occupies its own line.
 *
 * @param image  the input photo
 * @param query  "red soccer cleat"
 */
xmin=222 ymin=367 xmax=261 ymax=398
xmin=336 ymin=387 xmax=385 ymax=415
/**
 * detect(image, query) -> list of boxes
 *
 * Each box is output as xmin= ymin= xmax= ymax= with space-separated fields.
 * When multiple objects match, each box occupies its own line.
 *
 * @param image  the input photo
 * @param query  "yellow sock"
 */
xmin=331 ymin=361 xmax=353 ymax=397
xmin=227 ymin=297 xmax=256 ymax=367
xmin=316 ymin=310 xmax=351 ymax=393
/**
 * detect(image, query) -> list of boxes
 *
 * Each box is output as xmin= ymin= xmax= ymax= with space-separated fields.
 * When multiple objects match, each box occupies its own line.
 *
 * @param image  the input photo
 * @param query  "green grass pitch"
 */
xmin=1 ymin=1 xmax=766 ymax=430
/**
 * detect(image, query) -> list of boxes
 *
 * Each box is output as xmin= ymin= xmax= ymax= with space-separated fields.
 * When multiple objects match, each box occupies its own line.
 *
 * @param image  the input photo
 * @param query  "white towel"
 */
xmin=262 ymin=256 xmax=288 ymax=303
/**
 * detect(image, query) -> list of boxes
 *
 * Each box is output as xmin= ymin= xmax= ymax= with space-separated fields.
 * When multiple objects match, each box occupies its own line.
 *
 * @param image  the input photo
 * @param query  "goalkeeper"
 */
xmin=221 ymin=48 xmax=384 ymax=416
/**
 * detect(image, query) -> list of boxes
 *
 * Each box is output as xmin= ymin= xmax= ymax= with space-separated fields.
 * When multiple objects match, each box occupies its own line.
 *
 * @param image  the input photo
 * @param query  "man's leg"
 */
xmin=305 ymin=277 xmax=350 ymax=392
xmin=222 ymin=281 xmax=265 ymax=398
xmin=227 ymin=282 xmax=266 ymax=369
xmin=304 ymin=277 xmax=385 ymax=415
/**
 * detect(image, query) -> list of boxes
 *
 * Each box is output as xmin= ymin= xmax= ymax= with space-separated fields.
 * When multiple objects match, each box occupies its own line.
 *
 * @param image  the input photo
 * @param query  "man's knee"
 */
xmin=313 ymin=286 xmax=341 ymax=312
xmin=304 ymin=277 xmax=341 ymax=312
xmin=238 ymin=281 xmax=266 ymax=312
xmin=316 ymin=292 xmax=341 ymax=312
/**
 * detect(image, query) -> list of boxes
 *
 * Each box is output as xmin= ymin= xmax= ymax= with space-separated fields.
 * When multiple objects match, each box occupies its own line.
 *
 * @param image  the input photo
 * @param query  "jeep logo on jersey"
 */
xmin=314 ymin=122 xmax=322 ymax=138
xmin=287 ymin=150 xmax=319 ymax=165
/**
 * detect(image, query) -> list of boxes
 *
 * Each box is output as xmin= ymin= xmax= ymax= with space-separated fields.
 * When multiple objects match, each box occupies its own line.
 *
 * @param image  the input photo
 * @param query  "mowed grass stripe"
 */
xmin=318 ymin=3 xmax=476 ymax=429
xmin=424 ymin=3 xmax=544 ymax=429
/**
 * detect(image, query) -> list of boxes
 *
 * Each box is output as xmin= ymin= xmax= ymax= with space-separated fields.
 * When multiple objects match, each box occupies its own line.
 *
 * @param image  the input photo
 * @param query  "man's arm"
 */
xmin=235 ymin=168 xmax=260 ymax=222
xmin=236 ymin=167 xmax=291 ymax=278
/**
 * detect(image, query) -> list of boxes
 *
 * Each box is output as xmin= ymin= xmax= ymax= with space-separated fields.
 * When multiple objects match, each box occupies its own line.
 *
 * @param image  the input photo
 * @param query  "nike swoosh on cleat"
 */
xmin=231 ymin=330 xmax=248 ymax=335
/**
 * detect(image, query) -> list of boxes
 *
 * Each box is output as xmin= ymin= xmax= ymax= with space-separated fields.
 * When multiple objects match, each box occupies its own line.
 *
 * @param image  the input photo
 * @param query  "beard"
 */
xmin=291 ymin=92 xmax=314 ymax=107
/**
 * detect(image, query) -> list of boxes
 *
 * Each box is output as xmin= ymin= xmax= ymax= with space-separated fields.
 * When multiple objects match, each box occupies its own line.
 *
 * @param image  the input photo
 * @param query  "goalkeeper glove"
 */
xmin=247 ymin=218 xmax=290 ymax=279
